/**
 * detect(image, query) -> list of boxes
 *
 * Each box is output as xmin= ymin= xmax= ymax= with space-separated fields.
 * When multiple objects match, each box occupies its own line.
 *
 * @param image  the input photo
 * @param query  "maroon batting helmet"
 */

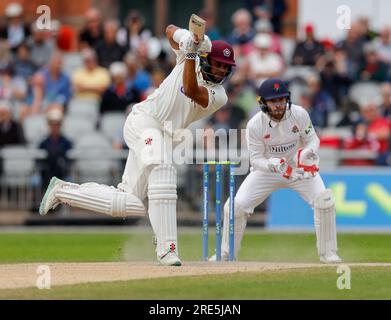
xmin=199 ymin=40 xmax=235 ymax=84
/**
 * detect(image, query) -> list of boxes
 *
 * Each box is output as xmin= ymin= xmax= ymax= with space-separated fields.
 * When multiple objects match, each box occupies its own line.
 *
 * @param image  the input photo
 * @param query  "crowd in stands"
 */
xmin=1 ymin=0 xmax=391 ymax=192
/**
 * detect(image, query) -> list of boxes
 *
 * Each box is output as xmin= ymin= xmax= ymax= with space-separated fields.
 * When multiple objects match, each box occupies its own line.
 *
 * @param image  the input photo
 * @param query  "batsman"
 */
xmin=216 ymin=78 xmax=342 ymax=264
xmin=39 ymin=17 xmax=236 ymax=266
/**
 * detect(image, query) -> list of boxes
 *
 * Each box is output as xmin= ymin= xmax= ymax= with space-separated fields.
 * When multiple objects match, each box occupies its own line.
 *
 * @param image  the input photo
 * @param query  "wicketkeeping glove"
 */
xmin=267 ymin=158 xmax=287 ymax=174
xmin=294 ymin=148 xmax=319 ymax=177
xmin=268 ymin=157 xmax=313 ymax=182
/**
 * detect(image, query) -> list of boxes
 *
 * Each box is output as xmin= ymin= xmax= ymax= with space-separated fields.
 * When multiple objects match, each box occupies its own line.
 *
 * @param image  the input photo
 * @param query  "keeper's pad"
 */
xmin=221 ymin=199 xmax=248 ymax=260
xmin=148 ymin=165 xmax=179 ymax=258
xmin=314 ymin=189 xmax=338 ymax=256
xmin=55 ymin=182 xmax=146 ymax=217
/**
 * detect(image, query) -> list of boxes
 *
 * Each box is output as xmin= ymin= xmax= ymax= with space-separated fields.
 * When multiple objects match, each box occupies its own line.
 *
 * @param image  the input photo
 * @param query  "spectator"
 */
xmin=226 ymin=9 xmax=256 ymax=58
xmin=207 ymin=105 xmax=232 ymax=133
xmin=0 ymin=63 xmax=27 ymax=113
xmin=0 ymin=39 xmax=12 ymax=66
xmin=246 ymin=0 xmax=287 ymax=34
xmin=199 ymin=9 xmax=221 ymax=41
xmin=124 ymin=53 xmax=151 ymax=97
xmin=11 ymin=42 xmax=37 ymax=80
xmin=51 ymin=20 xmax=76 ymax=52
xmin=243 ymin=33 xmax=284 ymax=87
xmin=306 ymin=74 xmax=336 ymax=128
xmin=38 ymin=108 xmax=72 ymax=190
xmin=71 ymin=48 xmax=110 ymax=100
xmin=292 ymin=23 xmax=324 ymax=66
xmin=318 ymin=57 xmax=353 ymax=105
xmin=100 ymin=62 xmax=141 ymax=114
xmin=357 ymin=43 xmax=388 ymax=82
xmin=254 ymin=19 xmax=282 ymax=55
xmin=373 ymin=26 xmax=391 ymax=65
xmin=143 ymin=68 xmax=166 ymax=97
xmin=357 ymin=16 xmax=377 ymax=41
xmin=78 ymin=8 xmax=104 ymax=49
xmin=22 ymin=52 xmax=71 ymax=118
xmin=28 ymin=23 xmax=54 ymax=68
xmin=95 ymin=20 xmax=127 ymax=68
xmin=335 ymin=21 xmax=367 ymax=76
xmin=379 ymin=83 xmax=391 ymax=118
xmin=345 ymin=102 xmax=390 ymax=165
xmin=0 ymin=2 xmax=30 ymax=52
xmin=0 ymin=100 xmax=25 ymax=147
xmin=116 ymin=9 xmax=152 ymax=54
xmin=40 ymin=52 xmax=72 ymax=108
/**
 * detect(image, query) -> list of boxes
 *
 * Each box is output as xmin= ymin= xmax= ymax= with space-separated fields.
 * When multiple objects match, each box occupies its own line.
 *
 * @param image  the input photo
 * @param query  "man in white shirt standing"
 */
xmin=39 ymin=24 xmax=236 ymax=266
xmin=215 ymin=77 xmax=341 ymax=264
xmin=243 ymin=33 xmax=284 ymax=86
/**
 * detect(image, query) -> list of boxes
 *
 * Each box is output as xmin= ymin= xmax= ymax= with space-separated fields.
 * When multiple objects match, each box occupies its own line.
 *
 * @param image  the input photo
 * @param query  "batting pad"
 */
xmin=221 ymin=200 xmax=248 ymax=260
xmin=148 ymin=164 xmax=179 ymax=257
xmin=314 ymin=189 xmax=338 ymax=256
xmin=55 ymin=182 xmax=146 ymax=217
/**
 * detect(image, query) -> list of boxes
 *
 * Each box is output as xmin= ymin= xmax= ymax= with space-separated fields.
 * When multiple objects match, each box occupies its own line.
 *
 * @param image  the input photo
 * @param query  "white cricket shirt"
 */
xmin=246 ymin=104 xmax=320 ymax=170
xmin=131 ymin=49 xmax=228 ymax=132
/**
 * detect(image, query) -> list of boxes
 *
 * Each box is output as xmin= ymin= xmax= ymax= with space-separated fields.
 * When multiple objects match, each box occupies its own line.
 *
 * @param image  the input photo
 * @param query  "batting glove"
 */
xmin=179 ymin=33 xmax=211 ymax=59
xmin=179 ymin=32 xmax=198 ymax=53
xmin=197 ymin=35 xmax=212 ymax=53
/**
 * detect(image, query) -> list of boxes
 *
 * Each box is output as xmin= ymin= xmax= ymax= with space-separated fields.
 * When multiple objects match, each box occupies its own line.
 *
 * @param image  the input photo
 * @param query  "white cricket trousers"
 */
xmin=236 ymin=169 xmax=326 ymax=213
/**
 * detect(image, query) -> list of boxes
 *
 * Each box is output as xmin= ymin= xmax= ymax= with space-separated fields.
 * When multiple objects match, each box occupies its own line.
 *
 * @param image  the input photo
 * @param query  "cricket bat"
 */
xmin=189 ymin=14 xmax=205 ymax=43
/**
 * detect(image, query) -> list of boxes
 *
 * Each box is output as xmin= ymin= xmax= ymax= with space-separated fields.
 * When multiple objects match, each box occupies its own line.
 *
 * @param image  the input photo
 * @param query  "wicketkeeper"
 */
xmin=214 ymin=78 xmax=342 ymax=264
xmin=40 ymin=23 xmax=236 ymax=266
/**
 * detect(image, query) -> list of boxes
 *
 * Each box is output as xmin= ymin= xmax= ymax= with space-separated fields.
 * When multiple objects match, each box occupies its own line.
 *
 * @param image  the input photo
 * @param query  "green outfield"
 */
xmin=0 ymin=229 xmax=391 ymax=299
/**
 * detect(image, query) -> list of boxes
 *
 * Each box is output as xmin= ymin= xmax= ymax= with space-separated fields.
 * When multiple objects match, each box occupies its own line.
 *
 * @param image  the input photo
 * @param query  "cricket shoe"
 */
xmin=39 ymin=177 xmax=64 ymax=215
xmin=320 ymin=252 xmax=342 ymax=264
xmin=158 ymin=251 xmax=182 ymax=266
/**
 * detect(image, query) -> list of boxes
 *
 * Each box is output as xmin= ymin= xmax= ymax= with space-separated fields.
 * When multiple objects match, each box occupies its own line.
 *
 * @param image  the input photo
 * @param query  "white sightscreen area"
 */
xmin=298 ymin=0 xmax=391 ymax=41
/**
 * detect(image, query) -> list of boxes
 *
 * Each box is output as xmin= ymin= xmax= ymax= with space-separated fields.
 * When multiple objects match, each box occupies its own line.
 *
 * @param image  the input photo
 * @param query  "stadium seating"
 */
xmin=62 ymin=115 xmax=96 ymax=143
xmin=348 ymin=81 xmax=382 ymax=106
xmin=68 ymin=132 xmax=121 ymax=184
xmin=99 ymin=112 xmax=127 ymax=141
xmin=22 ymin=114 xmax=49 ymax=146
xmin=67 ymin=98 xmax=100 ymax=123
xmin=0 ymin=146 xmax=46 ymax=186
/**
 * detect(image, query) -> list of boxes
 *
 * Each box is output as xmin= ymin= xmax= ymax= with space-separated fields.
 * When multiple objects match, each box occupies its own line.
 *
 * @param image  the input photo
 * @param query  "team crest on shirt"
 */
xmin=264 ymin=133 xmax=271 ymax=139
xmin=291 ymin=125 xmax=299 ymax=133
xmin=145 ymin=137 xmax=153 ymax=145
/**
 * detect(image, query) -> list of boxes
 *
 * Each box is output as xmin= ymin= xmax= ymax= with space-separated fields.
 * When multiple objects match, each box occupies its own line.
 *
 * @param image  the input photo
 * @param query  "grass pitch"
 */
xmin=0 ymin=229 xmax=390 ymax=299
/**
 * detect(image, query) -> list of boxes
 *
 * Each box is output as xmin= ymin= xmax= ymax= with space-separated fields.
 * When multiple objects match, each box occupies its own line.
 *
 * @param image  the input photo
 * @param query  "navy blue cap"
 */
xmin=257 ymin=78 xmax=290 ymax=101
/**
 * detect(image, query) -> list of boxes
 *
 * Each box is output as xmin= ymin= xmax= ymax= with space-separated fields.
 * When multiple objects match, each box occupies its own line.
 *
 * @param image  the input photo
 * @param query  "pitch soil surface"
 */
xmin=1 ymin=262 xmax=391 ymax=289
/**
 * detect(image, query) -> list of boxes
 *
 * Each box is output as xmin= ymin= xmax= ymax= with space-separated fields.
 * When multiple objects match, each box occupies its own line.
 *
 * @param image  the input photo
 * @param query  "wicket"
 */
xmin=203 ymin=161 xmax=236 ymax=261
